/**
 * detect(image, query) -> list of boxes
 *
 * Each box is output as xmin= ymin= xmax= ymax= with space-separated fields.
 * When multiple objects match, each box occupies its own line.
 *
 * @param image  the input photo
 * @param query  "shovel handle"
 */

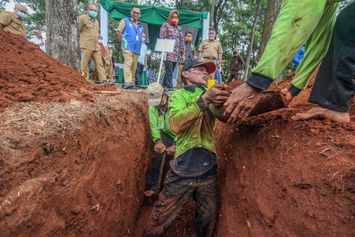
xmin=157 ymin=152 xmax=167 ymax=192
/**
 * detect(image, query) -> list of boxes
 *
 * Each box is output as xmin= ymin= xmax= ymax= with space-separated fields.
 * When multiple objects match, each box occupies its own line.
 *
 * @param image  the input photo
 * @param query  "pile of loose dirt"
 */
xmin=215 ymin=86 xmax=355 ymax=236
xmin=0 ymin=29 xmax=113 ymax=112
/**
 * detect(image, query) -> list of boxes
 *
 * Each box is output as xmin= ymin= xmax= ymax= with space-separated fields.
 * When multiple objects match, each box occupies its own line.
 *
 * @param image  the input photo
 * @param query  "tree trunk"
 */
xmin=210 ymin=0 xmax=216 ymax=28
xmin=45 ymin=0 xmax=80 ymax=71
xmin=243 ymin=0 xmax=263 ymax=81
xmin=257 ymin=0 xmax=281 ymax=60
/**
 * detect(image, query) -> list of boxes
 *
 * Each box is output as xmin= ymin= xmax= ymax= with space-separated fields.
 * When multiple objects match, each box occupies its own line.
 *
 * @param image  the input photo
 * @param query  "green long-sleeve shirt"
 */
xmin=149 ymin=106 xmax=175 ymax=143
xmin=168 ymin=85 xmax=216 ymax=158
xmin=248 ymin=0 xmax=339 ymax=92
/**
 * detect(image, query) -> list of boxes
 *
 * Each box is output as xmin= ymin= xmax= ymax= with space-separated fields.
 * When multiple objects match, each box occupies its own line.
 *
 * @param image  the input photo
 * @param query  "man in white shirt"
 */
xmin=29 ymin=30 xmax=45 ymax=52
xmin=135 ymin=32 xmax=148 ymax=88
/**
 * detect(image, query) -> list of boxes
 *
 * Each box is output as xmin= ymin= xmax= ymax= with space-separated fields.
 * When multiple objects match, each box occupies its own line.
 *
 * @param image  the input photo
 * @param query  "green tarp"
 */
xmin=100 ymin=0 xmax=208 ymax=49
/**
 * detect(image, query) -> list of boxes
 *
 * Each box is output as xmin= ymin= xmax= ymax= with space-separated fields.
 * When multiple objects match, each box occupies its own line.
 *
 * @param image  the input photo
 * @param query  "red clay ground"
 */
xmin=215 ymin=90 xmax=355 ymax=236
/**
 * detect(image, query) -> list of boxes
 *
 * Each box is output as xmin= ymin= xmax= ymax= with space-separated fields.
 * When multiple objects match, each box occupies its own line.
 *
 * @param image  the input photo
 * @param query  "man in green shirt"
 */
xmin=224 ymin=0 xmax=354 ymax=124
xmin=145 ymin=83 xmax=176 ymax=197
xmin=143 ymin=60 xmax=230 ymax=237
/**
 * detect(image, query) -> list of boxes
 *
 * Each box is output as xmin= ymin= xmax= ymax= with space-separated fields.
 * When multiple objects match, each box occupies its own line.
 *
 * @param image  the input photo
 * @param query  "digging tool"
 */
xmin=157 ymin=152 xmax=167 ymax=192
xmin=209 ymin=90 xmax=287 ymax=122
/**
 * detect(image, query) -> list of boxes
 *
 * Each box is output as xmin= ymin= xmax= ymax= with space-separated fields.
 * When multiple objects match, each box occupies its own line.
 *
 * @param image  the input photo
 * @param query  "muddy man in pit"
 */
xmin=224 ymin=0 xmax=355 ymax=124
xmin=144 ymin=82 xmax=176 ymax=197
xmin=143 ymin=59 xmax=230 ymax=237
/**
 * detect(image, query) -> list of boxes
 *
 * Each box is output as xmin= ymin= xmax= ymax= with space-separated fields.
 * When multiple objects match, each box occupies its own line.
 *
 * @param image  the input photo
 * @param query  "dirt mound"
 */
xmin=0 ymin=29 xmax=107 ymax=112
xmin=215 ymin=90 xmax=355 ymax=236
xmin=0 ymin=93 xmax=151 ymax=236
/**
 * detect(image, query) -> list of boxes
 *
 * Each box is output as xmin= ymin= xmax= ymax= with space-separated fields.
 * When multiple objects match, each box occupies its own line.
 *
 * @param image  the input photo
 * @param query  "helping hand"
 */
xmin=223 ymin=83 xmax=262 ymax=123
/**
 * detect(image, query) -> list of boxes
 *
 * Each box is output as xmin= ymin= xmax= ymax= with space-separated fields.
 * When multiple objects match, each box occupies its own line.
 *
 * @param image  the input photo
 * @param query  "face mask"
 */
xmin=16 ymin=10 xmax=28 ymax=19
xmin=98 ymin=40 xmax=103 ymax=44
xmin=108 ymin=44 xmax=113 ymax=48
xmin=88 ymin=11 xmax=97 ymax=19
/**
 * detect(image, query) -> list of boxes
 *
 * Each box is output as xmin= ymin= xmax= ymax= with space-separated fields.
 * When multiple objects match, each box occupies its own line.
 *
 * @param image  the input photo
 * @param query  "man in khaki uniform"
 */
xmin=105 ymin=40 xmax=114 ymax=81
xmin=78 ymin=4 xmax=106 ymax=82
xmin=0 ymin=3 xmax=28 ymax=37
xmin=198 ymin=28 xmax=223 ymax=81
xmin=117 ymin=6 xmax=144 ymax=89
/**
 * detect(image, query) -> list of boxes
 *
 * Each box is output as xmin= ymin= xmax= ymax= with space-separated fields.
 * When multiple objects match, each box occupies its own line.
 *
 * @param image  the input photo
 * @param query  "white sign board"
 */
xmin=155 ymin=39 xmax=176 ymax=53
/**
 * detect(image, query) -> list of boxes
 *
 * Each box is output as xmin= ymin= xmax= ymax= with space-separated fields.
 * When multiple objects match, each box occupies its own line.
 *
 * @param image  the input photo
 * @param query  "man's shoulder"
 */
xmin=0 ymin=11 xmax=15 ymax=19
xmin=172 ymin=86 xmax=203 ymax=98
xmin=78 ymin=14 xmax=88 ymax=20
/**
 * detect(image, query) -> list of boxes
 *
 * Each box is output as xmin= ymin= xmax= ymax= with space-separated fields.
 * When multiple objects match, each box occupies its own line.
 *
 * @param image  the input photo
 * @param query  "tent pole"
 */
xmin=157 ymin=52 xmax=165 ymax=84
xmin=100 ymin=4 xmax=109 ymax=46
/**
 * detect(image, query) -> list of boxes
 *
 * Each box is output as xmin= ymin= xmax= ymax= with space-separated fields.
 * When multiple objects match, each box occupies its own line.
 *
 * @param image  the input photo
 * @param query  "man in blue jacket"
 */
xmin=117 ymin=6 xmax=144 ymax=89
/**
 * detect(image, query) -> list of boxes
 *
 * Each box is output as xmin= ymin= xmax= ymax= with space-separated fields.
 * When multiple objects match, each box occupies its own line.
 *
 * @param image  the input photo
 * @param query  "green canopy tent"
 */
xmin=99 ymin=0 xmax=210 ymax=50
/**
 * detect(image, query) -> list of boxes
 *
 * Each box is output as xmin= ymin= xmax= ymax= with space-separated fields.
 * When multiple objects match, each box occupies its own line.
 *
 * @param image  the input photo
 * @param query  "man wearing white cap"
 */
xmin=145 ymin=83 xmax=176 ymax=197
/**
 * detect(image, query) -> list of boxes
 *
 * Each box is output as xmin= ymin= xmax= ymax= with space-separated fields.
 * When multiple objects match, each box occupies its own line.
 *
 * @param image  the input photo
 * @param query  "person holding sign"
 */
xmin=159 ymin=10 xmax=185 ymax=90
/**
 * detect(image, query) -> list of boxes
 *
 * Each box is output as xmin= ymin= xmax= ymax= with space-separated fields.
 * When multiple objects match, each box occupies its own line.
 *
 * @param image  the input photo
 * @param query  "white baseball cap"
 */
xmin=146 ymin=83 xmax=165 ymax=106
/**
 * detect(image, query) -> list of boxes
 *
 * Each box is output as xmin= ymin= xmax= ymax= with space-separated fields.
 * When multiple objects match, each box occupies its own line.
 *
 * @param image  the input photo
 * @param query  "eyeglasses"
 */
xmin=132 ymin=11 xmax=140 ymax=15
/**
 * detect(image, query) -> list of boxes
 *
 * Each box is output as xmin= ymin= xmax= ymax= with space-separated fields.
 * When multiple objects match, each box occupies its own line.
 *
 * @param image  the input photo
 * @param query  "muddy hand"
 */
xmin=154 ymin=142 xmax=166 ymax=153
xmin=166 ymin=145 xmax=176 ymax=156
xmin=224 ymin=83 xmax=262 ymax=123
xmin=202 ymin=84 xmax=230 ymax=106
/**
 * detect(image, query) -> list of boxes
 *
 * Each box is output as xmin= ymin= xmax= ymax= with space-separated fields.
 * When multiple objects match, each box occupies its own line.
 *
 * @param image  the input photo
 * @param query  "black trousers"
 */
xmin=135 ymin=62 xmax=144 ymax=87
xmin=146 ymin=131 xmax=175 ymax=190
xmin=162 ymin=61 xmax=176 ymax=89
xmin=309 ymin=2 xmax=355 ymax=112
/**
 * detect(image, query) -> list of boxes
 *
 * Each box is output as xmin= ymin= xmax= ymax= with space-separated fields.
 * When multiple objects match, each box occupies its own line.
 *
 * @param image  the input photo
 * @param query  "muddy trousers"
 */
xmin=146 ymin=132 xmax=175 ymax=191
xmin=143 ymin=167 xmax=218 ymax=237
xmin=309 ymin=2 xmax=355 ymax=112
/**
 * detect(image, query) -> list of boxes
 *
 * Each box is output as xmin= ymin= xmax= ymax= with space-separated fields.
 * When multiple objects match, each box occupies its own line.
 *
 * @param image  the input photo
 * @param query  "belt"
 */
xmin=203 ymin=57 xmax=217 ymax=61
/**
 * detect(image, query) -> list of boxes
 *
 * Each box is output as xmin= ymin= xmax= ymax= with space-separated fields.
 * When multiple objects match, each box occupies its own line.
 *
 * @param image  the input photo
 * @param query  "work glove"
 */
xmin=154 ymin=142 xmax=166 ymax=154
